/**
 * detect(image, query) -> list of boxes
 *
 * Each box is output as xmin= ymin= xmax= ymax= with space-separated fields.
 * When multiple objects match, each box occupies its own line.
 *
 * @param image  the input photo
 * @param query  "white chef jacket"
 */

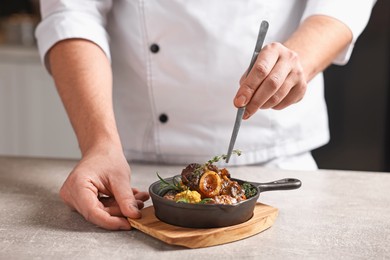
xmin=35 ymin=0 xmax=375 ymax=166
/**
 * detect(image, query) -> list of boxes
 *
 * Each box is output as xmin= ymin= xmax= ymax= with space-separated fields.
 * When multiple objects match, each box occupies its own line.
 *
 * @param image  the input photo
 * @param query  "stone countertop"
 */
xmin=0 ymin=156 xmax=389 ymax=259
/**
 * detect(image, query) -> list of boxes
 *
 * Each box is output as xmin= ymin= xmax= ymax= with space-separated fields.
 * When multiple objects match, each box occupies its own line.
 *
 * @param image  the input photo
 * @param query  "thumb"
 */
xmin=111 ymin=179 xmax=142 ymax=219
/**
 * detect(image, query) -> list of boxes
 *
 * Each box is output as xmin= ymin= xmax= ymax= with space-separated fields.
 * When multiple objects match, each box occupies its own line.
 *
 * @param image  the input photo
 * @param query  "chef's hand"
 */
xmin=234 ymin=42 xmax=307 ymax=119
xmin=59 ymin=145 xmax=150 ymax=230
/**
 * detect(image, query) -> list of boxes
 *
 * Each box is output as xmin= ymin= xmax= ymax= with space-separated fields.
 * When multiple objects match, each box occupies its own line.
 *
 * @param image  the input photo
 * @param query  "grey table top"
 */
xmin=0 ymin=156 xmax=389 ymax=260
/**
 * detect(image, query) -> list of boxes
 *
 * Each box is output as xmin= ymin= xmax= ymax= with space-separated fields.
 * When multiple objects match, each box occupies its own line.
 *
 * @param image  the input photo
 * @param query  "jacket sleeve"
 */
xmin=35 ymin=0 xmax=113 ymax=72
xmin=302 ymin=0 xmax=376 ymax=65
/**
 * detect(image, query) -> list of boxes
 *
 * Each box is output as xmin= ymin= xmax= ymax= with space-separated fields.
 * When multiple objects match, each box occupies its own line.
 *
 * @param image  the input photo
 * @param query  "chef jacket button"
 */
xmin=159 ymin=114 xmax=168 ymax=123
xmin=150 ymin=43 xmax=160 ymax=53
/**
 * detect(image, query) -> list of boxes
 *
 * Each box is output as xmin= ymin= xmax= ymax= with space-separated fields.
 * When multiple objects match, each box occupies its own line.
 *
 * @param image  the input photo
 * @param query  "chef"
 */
xmin=35 ymin=0 xmax=375 ymax=230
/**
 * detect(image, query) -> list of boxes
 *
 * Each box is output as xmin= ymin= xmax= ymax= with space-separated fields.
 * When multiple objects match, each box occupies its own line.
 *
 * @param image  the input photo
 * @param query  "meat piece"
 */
xmin=181 ymin=163 xmax=202 ymax=191
xmin=163 ymin=190 xmax=178 ymax=201
xmin=206 ymin=164 xmax=219 ymax=173
xmin=221 ymin=180 xmax=246 ymax=201
xmin=213 ymin=195 xmax=237 ymax=205
xmin=219 ymin=168 xmax=231 ymax=179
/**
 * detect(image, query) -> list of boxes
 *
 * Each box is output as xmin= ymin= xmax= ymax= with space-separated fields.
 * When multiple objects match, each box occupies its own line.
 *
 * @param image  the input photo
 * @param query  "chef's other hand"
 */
xmin=59 ymin=145 xmax=150 ymax=230
xmin=234 ymin=42 xmax=307 ymax=119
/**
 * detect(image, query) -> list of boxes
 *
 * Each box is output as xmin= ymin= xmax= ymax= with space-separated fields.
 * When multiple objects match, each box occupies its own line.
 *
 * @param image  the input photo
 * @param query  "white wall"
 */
xmin=0 ymin=46 xmax=80 ymax=159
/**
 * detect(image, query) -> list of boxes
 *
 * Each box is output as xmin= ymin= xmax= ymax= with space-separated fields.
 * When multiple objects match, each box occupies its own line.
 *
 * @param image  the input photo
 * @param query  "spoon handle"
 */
xmin=225 ymin=20 xmax=269 ymax=163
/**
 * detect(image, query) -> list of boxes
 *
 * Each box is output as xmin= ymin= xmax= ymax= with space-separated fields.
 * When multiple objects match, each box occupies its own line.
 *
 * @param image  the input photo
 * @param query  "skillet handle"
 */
xmin=254 ymin=178 xmax=302 ymax=192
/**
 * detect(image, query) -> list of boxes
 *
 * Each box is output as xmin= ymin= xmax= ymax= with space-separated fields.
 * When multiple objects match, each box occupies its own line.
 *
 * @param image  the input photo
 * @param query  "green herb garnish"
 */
xmin=242 ymin=182 xmax=257 ymax=198
xmin=206 ymin=149 xmax=242 ymax=166
xmin=192 ymin=149 xmax=242 ymax=177
xmin=198 ymin=198 xmax=214 ymax=204
xmin=156 ymin=172 xmax=185 ymax=196
xmin=175 ymin=198 xmax=189 ymax=203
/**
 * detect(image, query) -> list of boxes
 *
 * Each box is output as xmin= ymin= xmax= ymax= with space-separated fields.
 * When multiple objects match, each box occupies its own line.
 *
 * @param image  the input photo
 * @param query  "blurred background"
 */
xmin=0 ymin=0 xmax=81 ymax=159
xmin=0 ymin=0 xmax=389 ymax=171
xmin=312 ymin=0 xmax=390 ymax=172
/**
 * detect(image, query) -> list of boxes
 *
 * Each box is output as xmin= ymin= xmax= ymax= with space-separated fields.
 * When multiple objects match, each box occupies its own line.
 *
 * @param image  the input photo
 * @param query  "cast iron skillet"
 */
xmin=149 ymin=175 xmax=301 ymax=228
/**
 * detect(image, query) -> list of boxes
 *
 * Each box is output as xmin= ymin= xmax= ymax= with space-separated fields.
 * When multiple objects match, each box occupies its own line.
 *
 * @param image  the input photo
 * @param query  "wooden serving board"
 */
xmin=128 ymin=203 xmax=278 ymax=248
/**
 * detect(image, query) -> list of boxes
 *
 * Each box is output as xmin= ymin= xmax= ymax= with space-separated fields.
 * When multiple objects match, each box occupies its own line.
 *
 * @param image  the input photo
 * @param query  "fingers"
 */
xmin=100 ymin=196 xmax=148 ymax=214
xmin=100 ymin=189 xmax=150 ymax=206
xmin=234 ymin=42 xmax=307 ymax=118
xmin=261 ymin=71 xmax=307 ymax=109
xmin=104 ymin=200 xmax=145 ymax=215
xmin=61 ymin=181 xmax=132 ymax=230
xmin=234 ymin=44 xmax=279 ymax=108
xmin=244 ymin=55 xmax=292 ymax=114
xmin=104 ymin=205 xmax=124 ymax=217
xmin=273 ymin=80 xmax=306 ymax=110
xmin=60 ymin=173 xmax=146 ymax=230
xmin=85 ymin=207 xmax=132 ymax=231
xmin=59 ymin=150 xmax=152 ymax=230
xmin=109 ymin=176 xmax=142 ymax=219
xmin=133 ymin=190 xmax=150 ymax=205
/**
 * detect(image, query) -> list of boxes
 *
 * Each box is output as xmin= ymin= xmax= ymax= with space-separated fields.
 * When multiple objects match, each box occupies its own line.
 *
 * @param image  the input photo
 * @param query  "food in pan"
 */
xmin=157 ymin=150 xmax=257 ymax=205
